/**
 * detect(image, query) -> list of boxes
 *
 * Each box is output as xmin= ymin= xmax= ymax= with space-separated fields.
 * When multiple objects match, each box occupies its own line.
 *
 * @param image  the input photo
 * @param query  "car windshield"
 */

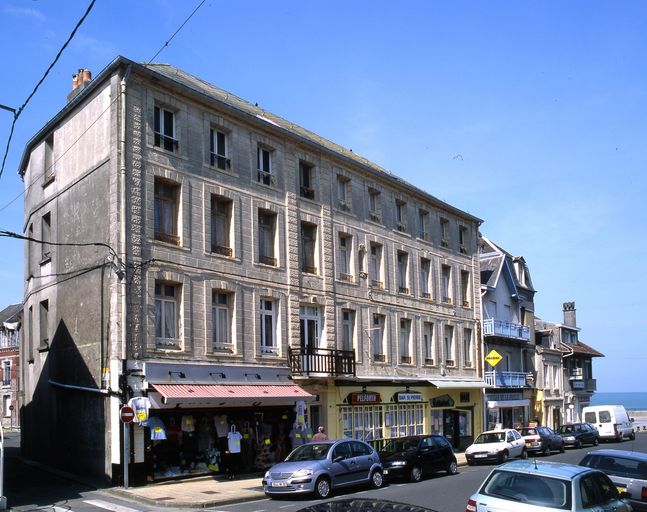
xmin=285 ymin=443 xmax=331 ymax=462
xmin=382 ymin=438 xmax=420 ymax=453
xmin=475 ymin=432 xmax=505 ymax=444
xmin=482 ymin=470 xmax=571 ymax=510
xmin=557 ymin=425 xmax=574 ymax=434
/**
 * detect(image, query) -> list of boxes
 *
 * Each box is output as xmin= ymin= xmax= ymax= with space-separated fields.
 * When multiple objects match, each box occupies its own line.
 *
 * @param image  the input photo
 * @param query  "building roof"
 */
xmin=19 ymin=56 xmax=482 ymax=225
xmin=0 ymin=303 xmax=22 ymax=326
xmin=479 ymin=235 xmax=536 ymax=295
xmin=560 ymin=340 xmax=604 ymax=358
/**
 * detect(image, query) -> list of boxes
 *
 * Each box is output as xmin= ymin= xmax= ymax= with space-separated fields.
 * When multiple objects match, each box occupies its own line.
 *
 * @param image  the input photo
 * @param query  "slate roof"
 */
xmin=0 ymin=303 xmax=22 ymax=326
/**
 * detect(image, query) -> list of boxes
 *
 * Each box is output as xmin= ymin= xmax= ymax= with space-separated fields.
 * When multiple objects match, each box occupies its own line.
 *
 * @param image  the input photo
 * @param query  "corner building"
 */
xmin=19 ymin=56 xmax=485 ymax=484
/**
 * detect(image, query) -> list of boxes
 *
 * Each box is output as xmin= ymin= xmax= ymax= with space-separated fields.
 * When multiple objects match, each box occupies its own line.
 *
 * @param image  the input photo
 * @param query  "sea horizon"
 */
xmin=591 ymin=391 xmax=647 ymax=411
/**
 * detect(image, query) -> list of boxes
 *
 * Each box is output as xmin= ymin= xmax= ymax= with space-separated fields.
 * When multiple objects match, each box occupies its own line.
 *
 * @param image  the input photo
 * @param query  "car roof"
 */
xmin=496 ymin=460 xmax=596 ymax=479
xmin=481 ymin=429 xmax=515 ymax=434
xmin=584 ymin=449 xmax=647 ymax=462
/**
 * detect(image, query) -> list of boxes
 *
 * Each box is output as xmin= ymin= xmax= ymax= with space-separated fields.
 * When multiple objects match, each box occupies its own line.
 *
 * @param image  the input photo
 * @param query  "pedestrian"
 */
xmin=312 ymin=426 xmax=327 ymax=441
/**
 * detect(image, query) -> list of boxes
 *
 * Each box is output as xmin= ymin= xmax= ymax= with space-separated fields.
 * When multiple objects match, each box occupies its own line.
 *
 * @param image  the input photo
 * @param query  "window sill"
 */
xmin=151 ymin=238 xmax=190 ymax=252
xmin=156 ymin=339 xmax=182 ymax=351
xmin=42 ymin=174 xmax=55 ymax=188
xmin=39 ymin=256 xmax=52 ymax=266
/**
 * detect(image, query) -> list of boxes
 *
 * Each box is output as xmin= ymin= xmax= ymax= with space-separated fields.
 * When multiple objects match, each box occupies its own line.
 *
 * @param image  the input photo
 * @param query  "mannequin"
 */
xmin=226 ymin=423 xmax=243 ymax=479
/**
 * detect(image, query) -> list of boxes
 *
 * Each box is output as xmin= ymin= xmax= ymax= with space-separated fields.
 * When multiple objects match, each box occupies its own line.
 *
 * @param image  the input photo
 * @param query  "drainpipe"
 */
xmin=119 ymin=65 xmax=131 ymax=365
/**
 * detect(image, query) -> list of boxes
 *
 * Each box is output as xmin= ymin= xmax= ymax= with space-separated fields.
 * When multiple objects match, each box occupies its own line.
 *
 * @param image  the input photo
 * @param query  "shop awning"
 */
xmin=428 ymin=379 xmax=492 ymax=389
xmin=149 ymin=383 xmax=314 ymax=408
xmin=487 ymin=399 xmax=530 ymax=409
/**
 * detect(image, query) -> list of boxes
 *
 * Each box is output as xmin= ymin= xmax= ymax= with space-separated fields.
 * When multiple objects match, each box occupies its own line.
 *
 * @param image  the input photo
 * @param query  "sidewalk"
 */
xmin=107 ymin=452 xmax=468 ymax=509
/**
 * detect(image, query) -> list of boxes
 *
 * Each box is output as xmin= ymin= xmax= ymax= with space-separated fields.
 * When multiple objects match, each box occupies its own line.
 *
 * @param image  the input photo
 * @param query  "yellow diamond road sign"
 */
xmin=485 ymin=349 xmax=503 ymax=367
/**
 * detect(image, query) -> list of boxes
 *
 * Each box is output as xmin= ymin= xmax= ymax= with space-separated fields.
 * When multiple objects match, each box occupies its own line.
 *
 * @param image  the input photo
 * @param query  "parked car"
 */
xmin=579 ymin=449 xmax=647 ymax=511
xmin=262 ymin=439 xmax=383 ymax=499
xmin=518 ymin=426 xmax=565 ymax=456
xmin=379 ymin=434 xmax=458 ymax=482
xmin=582 ymin=405 xmax=636 ymax=441
xmin=557 ymin=423 xmax=600 ymax=448
xmin=465 ymin=459 xmax=633 ymax=512
xmin=465 ymin=429 xmax=527 ymax=465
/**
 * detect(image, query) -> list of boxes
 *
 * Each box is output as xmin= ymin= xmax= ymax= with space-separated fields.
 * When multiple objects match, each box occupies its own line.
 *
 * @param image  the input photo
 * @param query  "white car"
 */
xmin=465 ymin=429 xmax=527 ymax=465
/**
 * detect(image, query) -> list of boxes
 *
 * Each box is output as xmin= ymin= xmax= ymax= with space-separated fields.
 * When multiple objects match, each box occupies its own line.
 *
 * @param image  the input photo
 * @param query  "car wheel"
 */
xmin=559 ymin=443 xmax=565 ymax=453
xmin=543 ymin=444 xmax=551 ymax=457
xmin=499 ymin=450 xmax=509 ymax=463
xmin=370 ymin=469 xmax=384 ymax=489
xmin=447 ymin=460 xmax=458 ymax=475
xmin=520 ymin=448 xmax=528 ymax=460
xmin=314 ymin=476 xmax=332 ymax=499
xmin=409 ymin=465 xmax=422 ymax=482
xmin=593 ymin=437 xmax=599 ymax=446
xmin=630 ymin=431 xmax=636 ymax=441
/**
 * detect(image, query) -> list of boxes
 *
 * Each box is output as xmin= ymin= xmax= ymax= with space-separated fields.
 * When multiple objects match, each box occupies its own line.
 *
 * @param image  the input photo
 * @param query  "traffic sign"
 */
xmin=485 ymin=349 xmax=503 ymax=367
xmin=120 ymin=405 xmax=135 ymax=423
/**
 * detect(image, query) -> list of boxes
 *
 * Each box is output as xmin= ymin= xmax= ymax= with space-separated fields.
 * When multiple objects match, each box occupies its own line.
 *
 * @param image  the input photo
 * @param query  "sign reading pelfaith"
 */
xmin=349 ymin=392 xmax=382 ymax=405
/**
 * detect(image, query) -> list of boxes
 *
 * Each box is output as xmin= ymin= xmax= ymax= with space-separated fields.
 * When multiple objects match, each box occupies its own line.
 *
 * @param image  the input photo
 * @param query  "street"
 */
xmin=5 ymin=432 xmax=646 ymax=512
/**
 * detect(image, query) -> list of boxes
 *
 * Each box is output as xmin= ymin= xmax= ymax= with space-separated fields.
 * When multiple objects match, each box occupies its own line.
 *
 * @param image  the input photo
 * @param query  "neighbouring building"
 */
xmin=535 ymin=302 xmax=603 ymax=424
xmin=19 ymin=56 xmax=485 ymax=484
xmin=479 ymin=237 xmax=536 ymax=430
xmin=0 ymin=303 xmax=21 ymax=430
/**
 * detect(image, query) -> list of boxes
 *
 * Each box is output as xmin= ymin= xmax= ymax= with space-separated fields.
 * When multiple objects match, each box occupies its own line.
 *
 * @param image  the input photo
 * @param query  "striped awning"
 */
xmin=150 ymin=383 xmax=314 ymax=407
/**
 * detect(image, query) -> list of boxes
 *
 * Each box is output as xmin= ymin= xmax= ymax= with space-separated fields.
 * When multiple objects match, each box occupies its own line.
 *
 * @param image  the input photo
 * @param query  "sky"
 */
xmin=0 ymin=1 xmax=645 ymax=393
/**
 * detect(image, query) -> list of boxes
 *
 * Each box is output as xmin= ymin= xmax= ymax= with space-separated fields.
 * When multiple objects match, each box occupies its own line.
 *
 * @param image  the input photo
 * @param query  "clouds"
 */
xmin=3 ymin=5 xmax=46 ymax=22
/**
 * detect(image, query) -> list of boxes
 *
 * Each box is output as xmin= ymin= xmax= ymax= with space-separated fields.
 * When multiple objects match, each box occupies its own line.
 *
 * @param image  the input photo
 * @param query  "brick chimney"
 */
xmin=67 ymin=68 xmax=92 ymax=102
xmin=563 ymin=301 xmax=576 ymax=327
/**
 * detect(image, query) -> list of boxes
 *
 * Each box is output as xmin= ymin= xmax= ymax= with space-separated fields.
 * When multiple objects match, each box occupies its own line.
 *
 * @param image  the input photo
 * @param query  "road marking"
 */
xmin=83 ymin=499 xmax=141 ymax=512
xmin=278 ymin=505 xmax=296 ymax=509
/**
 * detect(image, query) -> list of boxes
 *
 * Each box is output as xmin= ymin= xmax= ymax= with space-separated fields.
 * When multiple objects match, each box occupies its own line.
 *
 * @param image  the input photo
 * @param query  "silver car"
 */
xmin=262 ymin=439 xmax=383 ymax=499
xmin=466 ymin=459 xmax=633 ymax=512
xmin=579 ymin=449 xmax=647 ymax=511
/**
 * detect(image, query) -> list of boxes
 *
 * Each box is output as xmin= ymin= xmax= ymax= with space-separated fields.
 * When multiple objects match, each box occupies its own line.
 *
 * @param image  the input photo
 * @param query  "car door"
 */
xmin=508 ymin=430 xmax=523 ymax=457
xmin=579 ymin=472 xmax=631 ymax=512
xmin=349 ymin=441 xmax=375 ymax=483
xmin=418 ymin=436 xmax=436 ymax=474
xmin=330 ymin=441 xmax=355 ymax=486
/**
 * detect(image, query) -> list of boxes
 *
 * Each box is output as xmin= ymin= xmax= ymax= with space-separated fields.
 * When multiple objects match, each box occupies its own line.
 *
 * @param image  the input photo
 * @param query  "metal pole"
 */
xmin=0 ymin=421 xmax=6 ymax=509
xmin=123 ymin=421 xmax=129 ymax=489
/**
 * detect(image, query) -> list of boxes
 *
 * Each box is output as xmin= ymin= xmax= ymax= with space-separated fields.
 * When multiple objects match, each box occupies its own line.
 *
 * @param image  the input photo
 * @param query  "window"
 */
xmin=580 ymin=472 xmax=619 ymax=508
xmin=154 ymin=105 xmax=177 ymax=152
xmin=154 ymin=179 xmax=180 ymax=245
xmin=212 ymin=291 xmax=232 ymax=351
xmin=460 ymin=270 xmax=470 ymax=307
xmin=211 ymin=196 xmax=232 ymax=256
xmin=341 ymin=309 xmax=355 ymax=351
xmin=396 ymin=200 xmax=407 ymax=232
xmin=258 ymin=210 xmax=277 ymax=266
xmin=338 ymin=234 xmax=352 ymax=280
xmin=397 ymin=251 xmax=409 ymax=293
xmin=369 ymin=242 xmax=383 ymax=288
xmin=44 ymin=133 xmax=54 ymax=182
xmin=440 ymin=218 xmax=449 ymax=246
xmin=28 ymin=305 xmax=33 ymax=362
xmin=372 ymin=314 xmax=385 ymax=361
xmin=418 ymin=209 xmax=429 ymax=240
xmin=400 ymin=318 xmax=412 ymax=364
xmin=544 ymin=364 xmax=550 ymax=390
xmin=155 ymin=282 xmax=179 ymax=345
xmin=420 ymin=258 xmax=431 ymax=298
xmin=260 ymin=299 xmax=277 ymax=354
xmin=257 ymin=146 xmax=273 ymax=185
xmin=299 ymin=161 xmax=315 ymax=199
xmin=444 ymin=325 xmax=454 ymax=366
xmin=39 ymin=300 xmax=49 ymax=350
xmin=2 ymin=361 xmax=10 ymax=386
xmin=337 ymin=175 xmax=350 ymax=210
xmin=441 ymin=264 xmax=452 ymax=303
xmin=300 ymin=306 xmax=320 ymax=350
xmin=459 ymin=226 xmax=468 ymax=253
xmin=209 ymin=128 xmax=229 ymax=169
xmin=340 ymin=405 xmax=384 ymax=442
xmin=463 ymin=328 xmax=473 ymax=367
xmin=553 ymin=364 xmax=559 ymax=390
xmin=368 ymin=188 xmax=381 ymax=222
xmin=423 ymin=322 xmax=435 ymax=365
xmin=301 ymin=222 xmax=317 ymax=274
xmin=41 ymin=212 xmax=51 ymax=261
xmin=385 ymin=403 xmax=424 ymax=437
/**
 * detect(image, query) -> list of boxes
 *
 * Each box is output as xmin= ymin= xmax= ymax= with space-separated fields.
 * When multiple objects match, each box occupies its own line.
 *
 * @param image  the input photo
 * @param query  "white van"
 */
xmin=582 ymin=405 xmax=635 ymax=441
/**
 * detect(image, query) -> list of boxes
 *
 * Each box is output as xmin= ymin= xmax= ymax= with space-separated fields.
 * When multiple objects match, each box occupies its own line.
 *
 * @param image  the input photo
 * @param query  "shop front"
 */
xmin=129 ymin=362 xmax=314 ymax=483
xmin=485 ymin=391 xmax=530 ymax=430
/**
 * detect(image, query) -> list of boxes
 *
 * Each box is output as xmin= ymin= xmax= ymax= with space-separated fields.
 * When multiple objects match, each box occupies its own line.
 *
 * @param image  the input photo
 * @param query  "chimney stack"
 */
xmin=563 ymin=301 xmax=576 ymax=327
xmin=68 ymin=68 xmax=92 ymax=102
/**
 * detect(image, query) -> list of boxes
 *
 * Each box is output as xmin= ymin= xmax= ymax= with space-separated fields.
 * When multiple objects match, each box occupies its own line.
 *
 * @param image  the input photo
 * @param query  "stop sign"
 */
xmin=120 ymin=405 xmax=135 ymax=423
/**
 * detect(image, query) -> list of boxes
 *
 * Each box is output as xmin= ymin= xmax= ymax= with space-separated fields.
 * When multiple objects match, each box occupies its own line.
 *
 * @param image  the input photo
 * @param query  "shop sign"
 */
xmin=394 ymin=391 xmax=423 ymax=403
xmin=430 ymin=394 xmax=455 ymax=408
xmin=349 ymin=392 xmax=381 ymax=404
xmin=572 ymin=380 xmax=585 ymax=389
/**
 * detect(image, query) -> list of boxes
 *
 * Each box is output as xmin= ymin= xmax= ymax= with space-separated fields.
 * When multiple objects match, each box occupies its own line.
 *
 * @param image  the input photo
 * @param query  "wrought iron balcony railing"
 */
xmin=288 ymin=347 xmax=356 ymax=377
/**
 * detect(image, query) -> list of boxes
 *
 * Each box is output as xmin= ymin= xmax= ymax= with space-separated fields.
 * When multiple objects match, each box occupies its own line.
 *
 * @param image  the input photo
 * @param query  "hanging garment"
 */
xmin=128 ymin=396 xmax=151 ymax=424
xmin=227 ymin=429 xmax=243 ymax=453
xmin=181 ymin=415 xmax=196 ymax=432
xmin=147 ymin=416 xmax=167 ymax=440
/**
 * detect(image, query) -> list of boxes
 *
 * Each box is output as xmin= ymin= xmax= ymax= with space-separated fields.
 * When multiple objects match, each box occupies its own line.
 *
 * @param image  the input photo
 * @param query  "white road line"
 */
xmin=83 ymin=499 xmax=141 ymax=512
xmin=278 ymin=505 xmax=296 ymax=509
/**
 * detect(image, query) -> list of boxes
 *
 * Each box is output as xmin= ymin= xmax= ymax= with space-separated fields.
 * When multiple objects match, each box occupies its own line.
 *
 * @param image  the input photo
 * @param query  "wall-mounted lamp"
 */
xmin=210 ymin=372 xmax=226 ymax=379
xmin=169 ymin=371 xmax=186 ymax=379
xmin=361 ymin=385 xmax=367 ymax=393
xmin=245 ymin=373 xmax=262 ymax=380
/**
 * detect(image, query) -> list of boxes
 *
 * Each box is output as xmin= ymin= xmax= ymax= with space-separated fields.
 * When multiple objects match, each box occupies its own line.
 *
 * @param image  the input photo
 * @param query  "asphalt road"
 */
xmin=3 ymin=432 xmax=646 ymax=512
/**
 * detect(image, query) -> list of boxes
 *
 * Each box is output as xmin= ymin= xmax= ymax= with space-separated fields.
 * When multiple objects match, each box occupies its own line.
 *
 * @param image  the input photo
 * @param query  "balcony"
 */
xmin=483 ymin=319 xmax=530 ymax=341
xmin=485 ymin=370 xmax=533 ymax=388
xmin=288 ymin=347 xmax=356 ymax=377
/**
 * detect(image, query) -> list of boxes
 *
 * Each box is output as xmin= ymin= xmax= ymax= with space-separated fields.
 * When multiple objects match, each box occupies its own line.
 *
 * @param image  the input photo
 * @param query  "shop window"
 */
xmin=385 ymin=404 xmax=424 ymax=438
xmin=260 ymin=299 xmax=277 ymax=355
xmin=212 ymin=291 xmax=232 ymax=352
xmin=155 ymin=281 xmax=180 ymax=348
xmin=211 ymin=195 xmax=232 ymax=256
xmin=154 ymin=179 xmax=180 ymax=245
xmin=340 ymin=405 xmax=384 ymax=443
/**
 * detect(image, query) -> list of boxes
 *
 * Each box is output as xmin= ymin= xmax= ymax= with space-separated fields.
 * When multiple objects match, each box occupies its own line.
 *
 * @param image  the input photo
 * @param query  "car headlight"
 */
xmin=264 ymin=470 xmax=271 ymax=479
xmin=292 ymin=468 xmax=314 ymax=478
xmin=390 ymin=461 xmax=408 ymax=466
xmin=565 ymin=436 xmax=575 ymax=441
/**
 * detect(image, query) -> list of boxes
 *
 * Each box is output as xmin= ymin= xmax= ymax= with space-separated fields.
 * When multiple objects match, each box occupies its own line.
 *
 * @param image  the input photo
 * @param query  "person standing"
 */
xmin=312 ymin=426 xmax=328 ymax=441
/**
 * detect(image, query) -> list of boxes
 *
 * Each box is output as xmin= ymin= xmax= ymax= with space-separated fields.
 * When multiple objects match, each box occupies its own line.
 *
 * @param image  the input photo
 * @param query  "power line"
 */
xmin=0 ymin=0 xmax=97 ymax=180
xmin=0 ymin=0 xmax=208 ymax=213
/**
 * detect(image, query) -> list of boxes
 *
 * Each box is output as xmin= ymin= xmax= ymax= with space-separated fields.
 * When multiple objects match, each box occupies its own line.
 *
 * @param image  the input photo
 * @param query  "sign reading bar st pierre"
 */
xmin=485 ymin=349 xmax=503 ymax=367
